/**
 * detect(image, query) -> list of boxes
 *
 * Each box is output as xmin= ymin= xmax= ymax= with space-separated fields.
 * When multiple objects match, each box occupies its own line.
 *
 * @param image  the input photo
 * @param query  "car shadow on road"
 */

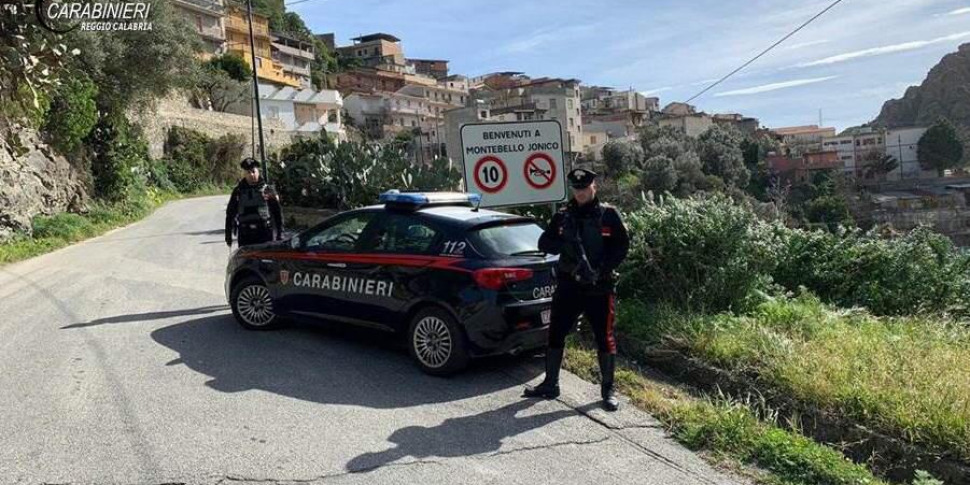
xmin=150 ymin=314 xmax=543 ymax=410
xmin=62 ymin=305 xmax=229 ymax=329
xmin=345 ymin=399 xmax=574 ymax=473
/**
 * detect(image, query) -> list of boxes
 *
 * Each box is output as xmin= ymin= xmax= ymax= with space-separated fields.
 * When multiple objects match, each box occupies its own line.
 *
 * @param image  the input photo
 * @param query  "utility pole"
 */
xmin=246 ymin=0 xmax=268 ymax=181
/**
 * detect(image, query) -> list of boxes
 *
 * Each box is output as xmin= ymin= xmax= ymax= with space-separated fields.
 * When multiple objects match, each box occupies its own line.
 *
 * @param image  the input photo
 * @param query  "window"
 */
xmin=591 ymin=135 xmax=598 ymax=144
xmin=303 ymin=213 xmax=377 ymax=252
xmin=567 ymin=99 xmax=574 ymax=109
xmin=549 ymin=98 xmax=558 ymax=109
xmin=468 ymin=222 xmax=544 ymax=257
xmin=569 ymin=118 xmax=574 ymax=127
xmin=480 ymin=111 xmax=488 ymax=118
xmin=367 ymin=214 xmax=440 ymax=254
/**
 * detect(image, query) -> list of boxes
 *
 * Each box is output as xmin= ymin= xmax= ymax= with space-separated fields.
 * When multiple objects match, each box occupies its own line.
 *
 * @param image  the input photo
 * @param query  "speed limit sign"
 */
xmin=472 ymin=156 xmax=508 ymax=194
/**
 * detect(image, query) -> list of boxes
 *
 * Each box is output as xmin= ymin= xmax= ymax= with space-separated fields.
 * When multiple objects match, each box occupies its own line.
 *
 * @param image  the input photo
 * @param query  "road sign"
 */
xmin=523 ymin=152 xmax=556 ymax=190
xmin=472 ymin=156 xmax=508 ymax=194
xmin=460 ymin=120 xmax=567 ymax=208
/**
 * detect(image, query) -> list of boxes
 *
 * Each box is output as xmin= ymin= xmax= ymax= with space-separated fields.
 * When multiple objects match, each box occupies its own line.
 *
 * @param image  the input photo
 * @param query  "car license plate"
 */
xmin=540 ymin=309 xmax=551 ymax=325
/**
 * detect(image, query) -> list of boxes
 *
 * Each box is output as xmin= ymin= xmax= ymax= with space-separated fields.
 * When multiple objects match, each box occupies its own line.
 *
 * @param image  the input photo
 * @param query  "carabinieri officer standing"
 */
xmin=225 ymin=158 xmax=283 ymax=247
xmin=524 ymin=168 xmax=630 ymax=411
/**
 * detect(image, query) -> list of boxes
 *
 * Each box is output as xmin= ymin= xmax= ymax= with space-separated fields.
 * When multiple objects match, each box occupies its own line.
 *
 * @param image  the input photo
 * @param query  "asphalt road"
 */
xmin=0 ymin=196 xmax=745 ymax=485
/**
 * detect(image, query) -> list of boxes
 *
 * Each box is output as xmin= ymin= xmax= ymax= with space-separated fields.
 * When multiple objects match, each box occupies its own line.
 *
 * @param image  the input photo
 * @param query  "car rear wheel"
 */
xmin=231 ymin=277 xmax=282 ymax=330
xmin=407 ymin=307 xmax=469 ymax=376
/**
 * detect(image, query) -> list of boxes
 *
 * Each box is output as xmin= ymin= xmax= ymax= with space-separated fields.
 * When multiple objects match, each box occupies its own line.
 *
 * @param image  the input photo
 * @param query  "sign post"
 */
xmin=460 ymin=120 xmax=567 ymax=208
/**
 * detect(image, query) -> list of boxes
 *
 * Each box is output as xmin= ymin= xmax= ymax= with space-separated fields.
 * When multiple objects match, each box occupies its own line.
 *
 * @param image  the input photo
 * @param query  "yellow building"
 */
xmin=225 ymin=6 xmax=301 ymax=88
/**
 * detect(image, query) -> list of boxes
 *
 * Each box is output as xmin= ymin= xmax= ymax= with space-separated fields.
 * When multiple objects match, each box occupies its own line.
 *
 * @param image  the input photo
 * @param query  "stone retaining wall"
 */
xmin=133 ymin=95 xmax=293 ymax=160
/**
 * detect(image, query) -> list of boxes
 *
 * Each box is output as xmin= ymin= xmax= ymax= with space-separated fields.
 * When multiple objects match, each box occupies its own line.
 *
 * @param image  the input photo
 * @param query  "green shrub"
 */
xmin=88 ymin=114 xmax=150 ymax=202
xmin=775 ymin=226 xmax=970 ymax=316
xmin=161 ymin=127 xmax=243 ymax=192
xmin=44 ymin=75 xmax=99 ymax=154
xmin=617 ymin=193 xmax=783 ymax=313
xmin=31 ymin=213 xmax=96 ymax=240
xmin=273 ymin=133 xmax=462 ymax=209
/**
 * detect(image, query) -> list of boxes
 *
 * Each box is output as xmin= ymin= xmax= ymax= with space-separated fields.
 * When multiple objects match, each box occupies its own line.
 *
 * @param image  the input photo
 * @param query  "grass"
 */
xmin=562 ymin=339 xmax=888 ymax=485
xmin=0 ymin=185 xmax=229 ymax=266
xmin=617 ymin=293 xmax=970 ymax=464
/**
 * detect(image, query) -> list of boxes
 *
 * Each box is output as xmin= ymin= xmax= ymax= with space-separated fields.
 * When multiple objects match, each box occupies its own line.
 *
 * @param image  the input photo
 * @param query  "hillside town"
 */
xmin=173 ymin=1 xmax=956 ymax=183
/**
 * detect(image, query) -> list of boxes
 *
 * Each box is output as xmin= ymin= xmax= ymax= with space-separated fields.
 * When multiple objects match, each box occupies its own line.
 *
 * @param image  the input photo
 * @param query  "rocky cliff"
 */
xmin=0 ymin=124 xmax=88 ymax=240
xmin=871 ymin=43 xmax=970 ymax=153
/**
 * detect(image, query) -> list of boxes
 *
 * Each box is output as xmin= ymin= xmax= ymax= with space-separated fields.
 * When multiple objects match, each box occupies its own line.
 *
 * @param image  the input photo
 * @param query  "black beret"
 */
xmin=240 ymin=158 xmax=259 ymax=170
xmin=567 ymin=168 xmax=597 ymax=189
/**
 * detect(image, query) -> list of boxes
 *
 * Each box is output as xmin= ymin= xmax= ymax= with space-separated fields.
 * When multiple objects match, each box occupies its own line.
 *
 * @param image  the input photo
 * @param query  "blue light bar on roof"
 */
xmin=379 ymin=190 xmax=482 ymax=207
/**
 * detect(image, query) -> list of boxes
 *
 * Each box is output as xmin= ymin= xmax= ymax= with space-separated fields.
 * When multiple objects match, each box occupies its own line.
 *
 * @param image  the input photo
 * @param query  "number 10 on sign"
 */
xmin=472 ymin=156 xmax=508 ymax=194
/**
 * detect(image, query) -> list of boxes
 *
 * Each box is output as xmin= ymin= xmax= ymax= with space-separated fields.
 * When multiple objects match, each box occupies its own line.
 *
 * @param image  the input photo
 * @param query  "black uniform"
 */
xmin=524 ymin=168 xmax=630 ymax=411
xmin=539 ymin=197 xmax=629 ymax=353
xmin=225 ymin=178 xmax=283 ymax=247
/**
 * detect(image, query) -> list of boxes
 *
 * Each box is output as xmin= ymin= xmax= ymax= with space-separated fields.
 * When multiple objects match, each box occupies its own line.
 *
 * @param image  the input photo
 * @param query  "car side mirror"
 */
xmin=290 ymin=235 xmax=301 ymax=249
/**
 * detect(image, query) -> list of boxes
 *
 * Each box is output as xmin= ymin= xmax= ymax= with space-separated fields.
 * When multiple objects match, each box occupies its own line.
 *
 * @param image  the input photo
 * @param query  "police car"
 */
xmin=225 ymin=191 xmax=558 ymax=375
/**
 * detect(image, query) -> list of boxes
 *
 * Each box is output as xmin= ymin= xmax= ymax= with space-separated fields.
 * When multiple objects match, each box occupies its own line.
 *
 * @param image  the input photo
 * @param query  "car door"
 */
xmin=357 ymin=212 xmax=445 ymax=328
xmin=279 ymin=211 xmax=385 ymax=326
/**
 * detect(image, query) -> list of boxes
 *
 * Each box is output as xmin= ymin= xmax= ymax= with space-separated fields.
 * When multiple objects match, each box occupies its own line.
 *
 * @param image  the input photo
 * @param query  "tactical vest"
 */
xmin=558 ymin=202 xmax=606 ymax=276
xmin=237 ymin=182 xmax=271 ymax=226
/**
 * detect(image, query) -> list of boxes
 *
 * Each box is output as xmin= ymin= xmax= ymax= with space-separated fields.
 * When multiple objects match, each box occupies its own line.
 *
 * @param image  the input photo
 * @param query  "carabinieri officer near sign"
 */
xmin=524 ymin=168 xmax=630 ymax=411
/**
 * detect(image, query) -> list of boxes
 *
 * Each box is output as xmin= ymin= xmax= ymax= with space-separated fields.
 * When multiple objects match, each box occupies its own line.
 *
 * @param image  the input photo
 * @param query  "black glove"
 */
xmin=226 ymin=237 xmax=233 ymax=247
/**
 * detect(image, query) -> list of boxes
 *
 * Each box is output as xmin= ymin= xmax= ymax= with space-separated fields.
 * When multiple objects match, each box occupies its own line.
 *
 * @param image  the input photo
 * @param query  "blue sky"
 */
xmin=291 ymin=0 xmax=970 ymax=131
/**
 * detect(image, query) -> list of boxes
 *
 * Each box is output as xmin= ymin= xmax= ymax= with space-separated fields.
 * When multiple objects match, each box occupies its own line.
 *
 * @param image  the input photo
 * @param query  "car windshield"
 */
xmin=469 ymin=222 xmax=545 ymax=257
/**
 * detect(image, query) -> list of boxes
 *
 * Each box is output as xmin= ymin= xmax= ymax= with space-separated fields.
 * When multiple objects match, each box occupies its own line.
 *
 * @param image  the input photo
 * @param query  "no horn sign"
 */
xmin=460 ymin=120 xmax=567 ymax=208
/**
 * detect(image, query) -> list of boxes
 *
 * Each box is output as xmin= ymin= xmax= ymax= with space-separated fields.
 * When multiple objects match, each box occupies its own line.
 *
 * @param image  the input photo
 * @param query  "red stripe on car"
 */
xmin=245 ymin=251 xmax=471 ymax=273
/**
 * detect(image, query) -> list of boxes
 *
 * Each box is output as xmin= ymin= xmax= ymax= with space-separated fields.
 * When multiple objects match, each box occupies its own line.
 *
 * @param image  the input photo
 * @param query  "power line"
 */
xmin=684 ymin=0 xmax=845 ymax=104
xmin=284 ymin=0 xmax=320 ymax=6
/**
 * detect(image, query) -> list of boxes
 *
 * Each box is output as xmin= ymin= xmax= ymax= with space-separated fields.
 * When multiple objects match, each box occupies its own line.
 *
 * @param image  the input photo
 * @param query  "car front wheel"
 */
xmin=230 ymin=277 xmax=282 ymax=330
xmin=407 ymin=307 xmax=469 ymax=376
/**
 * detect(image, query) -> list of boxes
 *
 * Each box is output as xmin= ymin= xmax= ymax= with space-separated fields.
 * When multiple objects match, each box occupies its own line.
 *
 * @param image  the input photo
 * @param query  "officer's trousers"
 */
xmin=546 ymin=279 xmax=617 ymax=354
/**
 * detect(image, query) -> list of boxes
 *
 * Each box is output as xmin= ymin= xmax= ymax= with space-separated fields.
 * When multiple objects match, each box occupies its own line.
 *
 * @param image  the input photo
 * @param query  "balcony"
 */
xmin=226 ymin=16 xmax=269 ymax=38
xmin=272 ymin=41 xmax=314 ymax=61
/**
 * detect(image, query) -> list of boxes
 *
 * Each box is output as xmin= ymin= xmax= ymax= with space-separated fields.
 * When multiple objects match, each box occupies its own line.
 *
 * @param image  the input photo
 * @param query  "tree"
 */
xmin=0 ymin=1 xmax=70 ymax=129
xmin=192 ymin=64 xmax=251 ymax=112
xmin=64 ymin=0 xmax=201 ymax=115
xmin=804 ymin=195 xmax=853 ymax=231
xmin=205 ymin=53 xmax=252 ymax=82
xmin=697 ymin=124 xmax=749 ymax=188
xmin=640 ymin=155 xmax=678 ymax=193
xmin=602 ymin=140 xmax=642 ymax=177
xmin=863 ymin=153 xmax=899 ymax=180
xmin=919 ymin=119 xmax=965 ymax=177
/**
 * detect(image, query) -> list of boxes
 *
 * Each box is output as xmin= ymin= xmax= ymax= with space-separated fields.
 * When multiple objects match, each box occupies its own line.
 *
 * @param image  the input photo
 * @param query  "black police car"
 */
xmin=225 ymin=191 xmax=558 ymax=375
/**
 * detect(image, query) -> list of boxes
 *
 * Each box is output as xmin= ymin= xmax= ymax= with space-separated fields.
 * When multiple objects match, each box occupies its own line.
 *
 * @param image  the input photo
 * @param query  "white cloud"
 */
xmin=941 ymin=7 xmax=970 ymax=16
xmin=714 ymin=76 xmax=839 ymax=97
xmin=784 ymin=39 xmax=830 ymax=50
xmin=640 ymin=87 xmax=672 ymax=96
xmin=688 ymin=78 xmax=719 ymax=87
xmin=500 ymin=24 xmax=598 ymax=54
xmin=797 ymin=31 xmax=970 ymax=67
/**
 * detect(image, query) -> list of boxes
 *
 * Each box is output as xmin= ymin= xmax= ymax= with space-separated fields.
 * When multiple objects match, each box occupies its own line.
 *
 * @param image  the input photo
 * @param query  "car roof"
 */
xmin=357 ymin=204 xmax=534 ymax=229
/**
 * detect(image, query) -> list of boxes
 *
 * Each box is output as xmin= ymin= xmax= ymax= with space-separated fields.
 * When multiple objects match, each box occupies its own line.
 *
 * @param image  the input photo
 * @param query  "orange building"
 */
xmin=225 ymin=6 xmax=300 ymax=87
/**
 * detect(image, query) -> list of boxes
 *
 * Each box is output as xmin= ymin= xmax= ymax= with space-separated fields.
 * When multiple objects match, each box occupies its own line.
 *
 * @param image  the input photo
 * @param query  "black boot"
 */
xmin=599 ymin=352 xmax=619 ymax=411
xmin=523 ymin=348 xmax=563 ymax=399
